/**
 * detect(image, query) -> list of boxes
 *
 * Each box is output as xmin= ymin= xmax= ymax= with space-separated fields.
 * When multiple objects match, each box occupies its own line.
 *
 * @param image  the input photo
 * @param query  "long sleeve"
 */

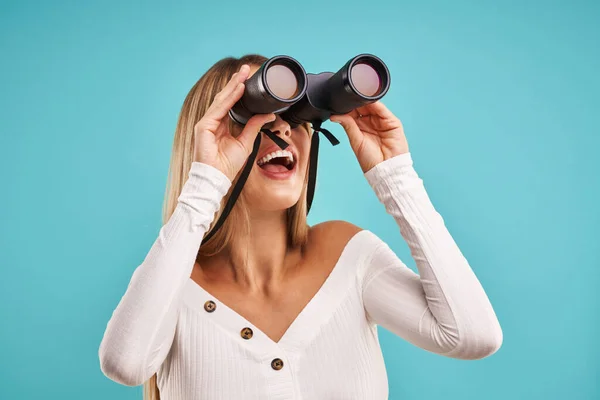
xmin=360 ymin=152 xmax=502 ymax=360
xmin=98 ymin=162 xmax=231 ymax=386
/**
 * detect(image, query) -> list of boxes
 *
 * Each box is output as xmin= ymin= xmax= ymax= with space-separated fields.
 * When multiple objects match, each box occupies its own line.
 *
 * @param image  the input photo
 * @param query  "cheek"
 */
xmin=299 ymin=150 xmax=311 ymax=171
xmin=294 ymin=129 xmax=312 ymax=160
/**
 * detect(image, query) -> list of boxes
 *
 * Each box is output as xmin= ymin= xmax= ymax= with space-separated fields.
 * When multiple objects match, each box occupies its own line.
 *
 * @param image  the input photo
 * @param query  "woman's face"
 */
xmin=232 ymin=64 xmax=312 ymax=214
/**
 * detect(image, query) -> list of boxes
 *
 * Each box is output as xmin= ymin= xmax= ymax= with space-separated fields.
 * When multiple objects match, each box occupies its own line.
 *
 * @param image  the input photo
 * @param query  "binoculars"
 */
xmin=229 ymin=53 xmax=391 ymax=130
xmin=202 ymin=54 xmax=391 ymax=246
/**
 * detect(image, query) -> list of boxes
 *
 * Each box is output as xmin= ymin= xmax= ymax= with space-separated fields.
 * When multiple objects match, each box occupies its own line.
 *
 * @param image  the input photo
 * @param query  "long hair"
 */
xmin=143 ymin=54 xmax=312 ymax=399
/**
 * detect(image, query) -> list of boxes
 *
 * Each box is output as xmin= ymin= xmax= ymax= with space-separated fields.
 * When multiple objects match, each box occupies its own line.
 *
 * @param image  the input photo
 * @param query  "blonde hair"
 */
xmin=143 ymin=54 xmax=312 ymax=399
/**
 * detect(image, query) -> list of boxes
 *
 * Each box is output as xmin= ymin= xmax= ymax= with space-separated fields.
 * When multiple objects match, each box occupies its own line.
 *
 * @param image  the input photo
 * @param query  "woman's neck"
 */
xmin=205 ymin=209 xmax=304 ymax=294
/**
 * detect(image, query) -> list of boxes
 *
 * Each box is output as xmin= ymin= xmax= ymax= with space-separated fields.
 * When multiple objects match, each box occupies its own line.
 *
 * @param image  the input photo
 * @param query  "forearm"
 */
xmin=363 ymin=153 xmax=502 ymax=359
xmin=98 ymin=162 xmax=231 ymax=385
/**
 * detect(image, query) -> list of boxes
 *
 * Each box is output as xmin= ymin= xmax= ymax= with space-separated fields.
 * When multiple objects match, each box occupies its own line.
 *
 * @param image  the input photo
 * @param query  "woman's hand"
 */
xmin=193 ymin=64 xmax=276 ymax=181
xmin=330 ymin=101 xmax=409 ymax=173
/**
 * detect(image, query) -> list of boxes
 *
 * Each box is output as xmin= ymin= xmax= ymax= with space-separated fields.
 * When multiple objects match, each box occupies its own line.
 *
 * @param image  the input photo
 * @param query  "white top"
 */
xmin=98 ymin=152 xmax=502 ymax=399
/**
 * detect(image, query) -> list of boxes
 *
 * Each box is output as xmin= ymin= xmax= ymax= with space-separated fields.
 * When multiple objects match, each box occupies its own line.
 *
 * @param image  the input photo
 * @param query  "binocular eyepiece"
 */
xmin=229 ymin=54 xmax=391 ymax=128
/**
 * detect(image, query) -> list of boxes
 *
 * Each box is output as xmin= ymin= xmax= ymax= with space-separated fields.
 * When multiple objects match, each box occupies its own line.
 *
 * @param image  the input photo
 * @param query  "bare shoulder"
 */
xmin=308 ymin=220 xmax=364 ymax=260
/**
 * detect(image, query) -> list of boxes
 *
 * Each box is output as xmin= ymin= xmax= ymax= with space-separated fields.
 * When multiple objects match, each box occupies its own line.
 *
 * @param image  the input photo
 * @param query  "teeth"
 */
xmin=257 ymin=150 xmax=295 ymax=166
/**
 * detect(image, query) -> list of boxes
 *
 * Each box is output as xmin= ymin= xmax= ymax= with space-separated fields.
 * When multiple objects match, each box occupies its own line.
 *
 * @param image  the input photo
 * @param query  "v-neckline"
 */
xmin=183 ymin=230 xmax=369 ymax=352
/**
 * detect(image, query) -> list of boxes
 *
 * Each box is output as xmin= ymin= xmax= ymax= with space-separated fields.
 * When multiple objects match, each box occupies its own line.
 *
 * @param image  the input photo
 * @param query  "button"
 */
xmin=271 ymin=358 xmax=284 ymax=370
xmin=204 ymin=300 xmax=216 ymax=313
xmin=241 ymin=327 xmax=253 ymax=340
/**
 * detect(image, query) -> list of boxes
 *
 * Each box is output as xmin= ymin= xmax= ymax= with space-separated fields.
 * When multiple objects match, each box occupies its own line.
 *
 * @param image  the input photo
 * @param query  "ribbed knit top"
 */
xmin=98 ymin=152 xmax=503 ymax=399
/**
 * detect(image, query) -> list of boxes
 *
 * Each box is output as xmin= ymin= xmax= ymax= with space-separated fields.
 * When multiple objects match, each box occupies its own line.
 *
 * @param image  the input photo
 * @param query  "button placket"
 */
xmin=187 ymin=280 xmax=296 ymax=398
xmin=263 ymin=349 xmax=295 ymax=399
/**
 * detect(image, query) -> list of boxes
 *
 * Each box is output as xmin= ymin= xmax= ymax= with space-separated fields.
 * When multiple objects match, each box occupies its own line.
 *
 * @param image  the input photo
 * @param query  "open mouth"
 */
xmin=257 ymin=151 xmax=296 ymax=173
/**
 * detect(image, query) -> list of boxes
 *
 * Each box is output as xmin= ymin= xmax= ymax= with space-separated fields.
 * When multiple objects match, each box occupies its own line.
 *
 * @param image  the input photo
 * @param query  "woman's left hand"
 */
xmin=330 ymin=101 xmax=409 ymax=173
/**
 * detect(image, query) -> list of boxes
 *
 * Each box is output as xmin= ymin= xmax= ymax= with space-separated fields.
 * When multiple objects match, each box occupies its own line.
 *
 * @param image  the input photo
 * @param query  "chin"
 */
xmin=254 ymin=191 xmax=302 ymax=212
xmin=245 ymin=164 xmax=306 ymax=211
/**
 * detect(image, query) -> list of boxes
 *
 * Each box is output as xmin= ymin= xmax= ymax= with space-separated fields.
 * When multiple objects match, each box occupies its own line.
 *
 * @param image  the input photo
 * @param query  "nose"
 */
xmin=264 ymin=115 xmax=291 ymax=138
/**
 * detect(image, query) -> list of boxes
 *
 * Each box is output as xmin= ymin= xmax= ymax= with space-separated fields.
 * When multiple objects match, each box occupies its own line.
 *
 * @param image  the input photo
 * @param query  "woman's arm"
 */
xmin=360 ymin=152 xmax=503 ymax=360
xmin=98 ymin=162 xmax=231 ymax=386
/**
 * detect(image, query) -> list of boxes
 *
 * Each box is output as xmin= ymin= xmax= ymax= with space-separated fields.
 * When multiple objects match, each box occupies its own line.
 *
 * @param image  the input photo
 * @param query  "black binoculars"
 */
xmin=229 ymin=53 xmax=391 ymax=130
xmin=202 ymin=54 xmax=391 ymax=245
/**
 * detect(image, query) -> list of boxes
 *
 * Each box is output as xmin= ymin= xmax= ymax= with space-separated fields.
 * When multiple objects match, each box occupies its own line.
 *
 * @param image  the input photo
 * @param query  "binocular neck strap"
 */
xmin=306 ymin=121 xmax=340 ymax=212
xmin=200 ymin=123 xmax=339 ymax=246
xmin=200 ymin=132 xmax=262 ymax=245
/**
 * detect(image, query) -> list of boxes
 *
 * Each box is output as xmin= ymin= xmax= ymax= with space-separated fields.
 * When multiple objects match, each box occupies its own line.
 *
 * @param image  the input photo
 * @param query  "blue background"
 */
xmin=1 ymin=0 xmax=598 ymax=399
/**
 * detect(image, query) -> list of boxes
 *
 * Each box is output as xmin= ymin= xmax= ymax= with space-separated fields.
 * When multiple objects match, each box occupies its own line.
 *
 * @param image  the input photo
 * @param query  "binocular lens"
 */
xmin=229 ymin=55 xmax=307 ymax=125
xmin=276 ymin=54 xmax=391 ymax=126
xmin=351 ymin=63 xmax=381 ymax=97
xmin=265 ymin=65 xmax=299 ymax=100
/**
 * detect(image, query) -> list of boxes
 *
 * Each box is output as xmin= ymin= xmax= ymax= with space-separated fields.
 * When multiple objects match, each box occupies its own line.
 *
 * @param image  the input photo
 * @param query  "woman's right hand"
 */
xmin=193 ymin=64 xmax=276 ymax=181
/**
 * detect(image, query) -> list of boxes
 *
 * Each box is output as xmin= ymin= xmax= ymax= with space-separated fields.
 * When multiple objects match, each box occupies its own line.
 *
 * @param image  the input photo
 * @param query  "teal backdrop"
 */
xmin=1 ymin=0 xmax=598 ymax=399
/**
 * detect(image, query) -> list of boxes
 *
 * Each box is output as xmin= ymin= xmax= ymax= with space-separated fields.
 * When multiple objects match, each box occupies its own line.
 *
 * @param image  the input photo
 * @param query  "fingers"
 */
xmin=329 ymin=114 xmax=363 ymax=150
xmin=236 ymin=113 xmax=276 ymax=153
xmin=205 ymin=64 xmax=251 ymax=121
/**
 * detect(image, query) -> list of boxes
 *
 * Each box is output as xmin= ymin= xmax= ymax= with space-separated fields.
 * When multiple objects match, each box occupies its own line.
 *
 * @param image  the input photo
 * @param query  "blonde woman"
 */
xmin=98 ymin=54 xmax=503 ymax=399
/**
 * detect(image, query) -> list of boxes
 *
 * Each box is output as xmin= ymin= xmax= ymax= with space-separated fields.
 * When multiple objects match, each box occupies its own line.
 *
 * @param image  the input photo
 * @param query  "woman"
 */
xmin=98 ymin=54 xmax=503 ymax=399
